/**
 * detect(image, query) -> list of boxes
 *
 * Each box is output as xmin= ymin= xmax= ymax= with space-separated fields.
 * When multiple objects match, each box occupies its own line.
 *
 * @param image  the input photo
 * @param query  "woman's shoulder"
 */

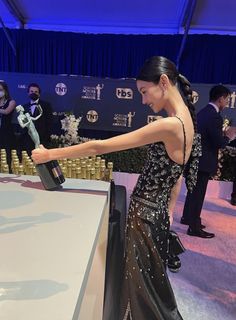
xmin=6 ymin=99 xmax=16 ymax=107
xmin=157 ymin=115 xmax=183 ymax=128
xmin=161 ymin=115 xmax=191 ymax=136
xmin=152 ymin=116 xmax=184 ymax=141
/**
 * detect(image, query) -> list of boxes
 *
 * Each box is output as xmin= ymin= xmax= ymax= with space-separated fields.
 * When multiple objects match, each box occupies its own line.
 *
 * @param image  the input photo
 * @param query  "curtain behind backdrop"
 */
xmin=1 ymin=29 xmax=236 ymax=83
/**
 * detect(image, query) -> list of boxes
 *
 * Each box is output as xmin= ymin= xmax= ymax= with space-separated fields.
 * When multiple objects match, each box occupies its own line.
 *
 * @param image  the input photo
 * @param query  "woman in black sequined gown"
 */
xmin=0 ymin=81 xmax=17 ymax=168
xmin=31 ymin=56 xmax=201 ymax=320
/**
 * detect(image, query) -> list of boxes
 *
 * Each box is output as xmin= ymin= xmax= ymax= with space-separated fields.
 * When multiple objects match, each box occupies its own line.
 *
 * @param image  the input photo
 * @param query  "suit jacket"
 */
xmin=197 ymin=104 xmax=229 ymax=174
xmin=18 ymin=99 xmax=53 ymax=152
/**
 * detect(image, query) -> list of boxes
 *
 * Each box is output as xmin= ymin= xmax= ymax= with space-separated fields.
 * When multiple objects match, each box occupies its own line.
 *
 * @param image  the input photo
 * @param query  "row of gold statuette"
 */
xmin=0 ymin=149 xmax=113 ymax=181
xmin=0 ymin=149 xmax=37 ymax=175
xmin=0 ymin=149 xmax=11 ymax=173
xmin=57 ymin=156 xmax=113 ymax=181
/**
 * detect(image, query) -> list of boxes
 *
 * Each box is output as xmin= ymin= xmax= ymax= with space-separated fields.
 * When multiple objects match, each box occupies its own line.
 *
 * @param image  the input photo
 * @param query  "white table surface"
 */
xmin=0 ymin=174 xmax=110 ymax=320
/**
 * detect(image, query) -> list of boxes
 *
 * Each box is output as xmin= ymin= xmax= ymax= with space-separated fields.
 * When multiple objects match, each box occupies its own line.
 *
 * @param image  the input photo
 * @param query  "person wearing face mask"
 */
xmin=0 ymin=81 xmax=17 ymax=168
xmin=181 ymin=85 xmax=236 ymax=238
xmin=32 ymin=56 xmax=202 ymax=320
xmin=18 ymin=83 xmax=53 ymax=156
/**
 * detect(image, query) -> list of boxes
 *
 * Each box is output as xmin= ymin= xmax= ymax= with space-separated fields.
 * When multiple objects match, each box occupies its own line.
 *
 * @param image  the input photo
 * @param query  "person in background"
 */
xmin=0 ymin=81 xmax=16 ymax=169
xmin=32 ymin=56 xmax=201 ymax=320
xmin=230 ymin=174 xmax=236 ymax=205
xmin=228 ymin=138 xmax=236 ymax=205
xmin=18 ymin=83 xmax=53 ymax=156
xmin=181 ymin=85 xmax=236 ymax=238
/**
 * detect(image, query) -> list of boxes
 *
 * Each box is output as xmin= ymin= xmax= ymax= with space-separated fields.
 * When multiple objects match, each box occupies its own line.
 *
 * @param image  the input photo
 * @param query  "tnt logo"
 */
xmin=55 ymin=83 xmax=67 ymax=96
xmin=86 ymin=110 xmax=98 ymax=123
xmin=116 ymin=88 xmax=133 ymax=99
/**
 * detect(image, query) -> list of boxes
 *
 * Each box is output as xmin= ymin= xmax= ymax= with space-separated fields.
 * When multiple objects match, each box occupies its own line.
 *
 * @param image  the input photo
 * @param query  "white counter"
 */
xmin=0 ymin=174 xmax=110 ymax=320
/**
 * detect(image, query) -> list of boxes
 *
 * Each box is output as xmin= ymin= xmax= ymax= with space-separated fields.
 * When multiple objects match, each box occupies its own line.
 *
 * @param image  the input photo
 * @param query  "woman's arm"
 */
xmin=168 ymin=175 xmax=183 ymax=225
xmin=32 ymin=117 xmax=179 ymax=163
xmin=0 ymin=100 xmax=16 ymax=115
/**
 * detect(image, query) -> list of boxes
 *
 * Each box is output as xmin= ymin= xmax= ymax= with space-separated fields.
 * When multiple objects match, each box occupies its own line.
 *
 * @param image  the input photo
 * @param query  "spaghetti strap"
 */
xmin=175 ymin=115 xmax=186 ymax=166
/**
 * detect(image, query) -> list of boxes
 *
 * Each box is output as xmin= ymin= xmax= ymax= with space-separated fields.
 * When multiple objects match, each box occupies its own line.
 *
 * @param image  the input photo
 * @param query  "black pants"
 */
xmin=182 ymin=171 xmax=210 ymax=230
xmin=231 ymin=180 xmax=236 ymax=199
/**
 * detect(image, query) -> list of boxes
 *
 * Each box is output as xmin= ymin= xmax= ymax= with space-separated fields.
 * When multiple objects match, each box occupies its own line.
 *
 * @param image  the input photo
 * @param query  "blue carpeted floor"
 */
xmin=169 ymin=195 xmax=236 ymax=320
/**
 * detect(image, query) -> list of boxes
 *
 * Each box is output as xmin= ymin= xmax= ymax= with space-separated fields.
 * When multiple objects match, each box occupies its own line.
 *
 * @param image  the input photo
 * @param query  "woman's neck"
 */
xmin=164 ymin=88 xmax=187 ymax=117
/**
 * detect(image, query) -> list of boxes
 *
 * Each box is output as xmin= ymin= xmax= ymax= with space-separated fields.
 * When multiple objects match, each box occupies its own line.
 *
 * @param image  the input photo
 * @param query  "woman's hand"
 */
xmin=31 ymin=145 xmax=50 ymax=164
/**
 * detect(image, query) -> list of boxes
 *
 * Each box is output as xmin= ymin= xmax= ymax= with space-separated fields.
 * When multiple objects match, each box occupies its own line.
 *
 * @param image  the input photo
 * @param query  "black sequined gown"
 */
xmin=120 ymin=117 xmax=187 ymax=320
xmin=0 ymin=99 xmax=15 ymax=150
xmin=0 ymin=99 xmax=16 ymax=168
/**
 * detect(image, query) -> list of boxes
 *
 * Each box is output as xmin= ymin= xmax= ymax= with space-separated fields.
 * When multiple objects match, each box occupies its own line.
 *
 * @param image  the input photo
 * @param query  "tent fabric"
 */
xmin=1 ymin=29 xmax=236 ymax=84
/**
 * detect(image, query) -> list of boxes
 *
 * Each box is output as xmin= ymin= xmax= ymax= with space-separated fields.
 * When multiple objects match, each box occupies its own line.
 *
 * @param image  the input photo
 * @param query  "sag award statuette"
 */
xmin=16 ymin=105 xmax=65 ymax=190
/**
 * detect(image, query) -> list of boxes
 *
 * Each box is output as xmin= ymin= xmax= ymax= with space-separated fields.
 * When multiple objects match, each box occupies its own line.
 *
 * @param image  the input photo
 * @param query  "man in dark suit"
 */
xmin=230 ymin=177 xmax=236 ymax=205
xmin=181 ymin=85 xmax=236 ymax=238
xmin=19 ymin=83 xmax=53 ymax=155
xmin=228 ymin=138 xmax=236 ymax=205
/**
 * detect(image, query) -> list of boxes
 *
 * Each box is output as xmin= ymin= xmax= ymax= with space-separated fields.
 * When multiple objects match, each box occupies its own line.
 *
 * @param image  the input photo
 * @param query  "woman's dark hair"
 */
xmin=0 ymin=81 xmax=11 ymax=100
xmin=136 ymin=56 xmax=197 ymax=133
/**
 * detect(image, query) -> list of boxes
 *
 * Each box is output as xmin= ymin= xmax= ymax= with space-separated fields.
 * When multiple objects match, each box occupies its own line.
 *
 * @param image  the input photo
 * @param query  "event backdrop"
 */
xmin=1 ymin=72 xmax=236 ymax=136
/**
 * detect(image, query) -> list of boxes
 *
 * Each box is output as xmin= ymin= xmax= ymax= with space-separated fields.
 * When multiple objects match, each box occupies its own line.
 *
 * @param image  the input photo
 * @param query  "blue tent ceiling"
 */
xmin=0 ymin=0 xmax=236 ymax=35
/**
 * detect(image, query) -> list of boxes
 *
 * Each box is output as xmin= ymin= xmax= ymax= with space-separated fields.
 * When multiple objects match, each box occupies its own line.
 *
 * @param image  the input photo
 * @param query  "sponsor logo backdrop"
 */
xmin=1 ymin=72 xmax=236 ymax=133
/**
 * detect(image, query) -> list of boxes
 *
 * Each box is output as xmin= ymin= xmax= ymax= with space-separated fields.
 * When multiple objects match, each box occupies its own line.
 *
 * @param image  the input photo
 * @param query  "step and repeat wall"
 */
xmin=1 ymin=72 xmax=236 ymax=136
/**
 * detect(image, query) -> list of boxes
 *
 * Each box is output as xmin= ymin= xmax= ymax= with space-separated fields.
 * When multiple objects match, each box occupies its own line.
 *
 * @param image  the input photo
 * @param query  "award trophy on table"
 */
xmin=16 ymin=105 xmax=65 ymax=190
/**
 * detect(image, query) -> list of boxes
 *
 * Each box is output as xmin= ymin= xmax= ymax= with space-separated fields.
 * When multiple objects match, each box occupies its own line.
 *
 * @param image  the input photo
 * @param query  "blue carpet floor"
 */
xmin=170 ymin=195 xmax=236 ymax=320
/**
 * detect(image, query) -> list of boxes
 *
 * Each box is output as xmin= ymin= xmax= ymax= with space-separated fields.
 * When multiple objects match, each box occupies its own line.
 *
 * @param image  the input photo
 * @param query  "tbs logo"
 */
xmin=116 ymin=88 xmax=133 ymax=99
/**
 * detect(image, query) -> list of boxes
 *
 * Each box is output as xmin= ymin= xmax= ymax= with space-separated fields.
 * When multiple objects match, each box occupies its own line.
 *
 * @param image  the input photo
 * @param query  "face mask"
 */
xmin=29 ymin=93 xmax=39 ymax=101
xmin=0 ymin=91 xmax=5 ymax=98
